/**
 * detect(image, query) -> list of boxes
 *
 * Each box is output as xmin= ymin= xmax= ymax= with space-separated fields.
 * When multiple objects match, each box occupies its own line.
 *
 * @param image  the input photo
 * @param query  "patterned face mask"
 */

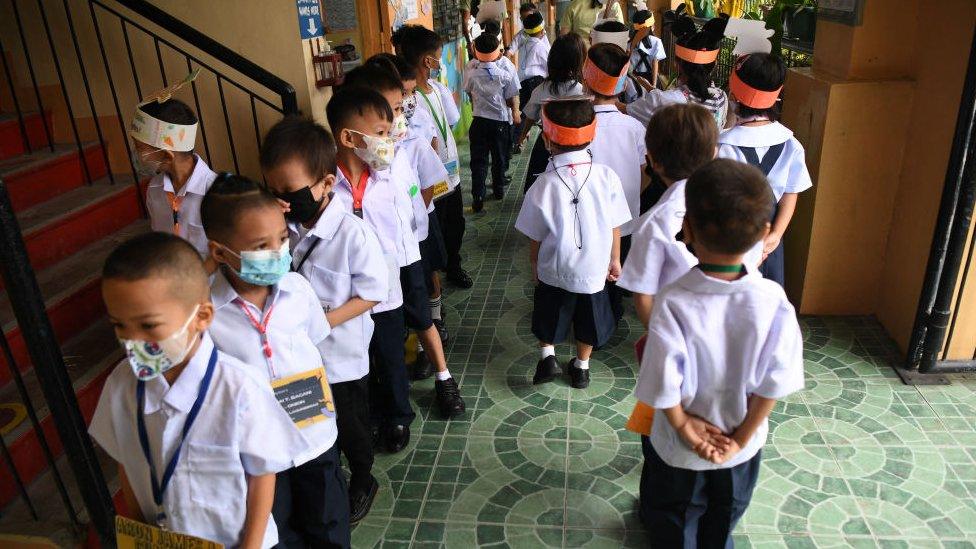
xmin=348 ymin=130 xmax=396 ymax=171
xmin=390 ymin=114 xmax=410 ymax=143
xmin=119 ymin=305 xmax=200 ymax=381
xmin=403 ymin=94 xmax=418 ymax=122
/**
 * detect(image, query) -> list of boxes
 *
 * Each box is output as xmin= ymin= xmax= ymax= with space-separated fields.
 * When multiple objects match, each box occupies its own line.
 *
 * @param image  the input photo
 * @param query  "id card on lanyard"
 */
xmin=136 ymin=346 xmax=217 ymax=528
xmin=418 ymin=88 xmax=459 ymax=178
xmin=235 ymin=296 xmax=335 ymax=428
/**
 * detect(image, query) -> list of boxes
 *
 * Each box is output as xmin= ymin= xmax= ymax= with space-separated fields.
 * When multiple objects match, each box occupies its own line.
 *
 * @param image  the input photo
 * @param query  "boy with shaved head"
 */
xmin=89 ymin=232 xmax=307 ymax=548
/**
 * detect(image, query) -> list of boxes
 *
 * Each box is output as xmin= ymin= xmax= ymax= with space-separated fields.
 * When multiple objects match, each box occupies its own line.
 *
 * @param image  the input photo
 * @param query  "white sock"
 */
xmin=429 ymin=297 xmax=442 ymax=320
xmin=417 ymin=341 xmax=424 ymax=352
xmin=435 ymin=369 xmax=452 ymax=381
xmin=540 ymin=345 xmax=555 ymax=359
xmin=575 ymin=358 xmax=590 ymax=370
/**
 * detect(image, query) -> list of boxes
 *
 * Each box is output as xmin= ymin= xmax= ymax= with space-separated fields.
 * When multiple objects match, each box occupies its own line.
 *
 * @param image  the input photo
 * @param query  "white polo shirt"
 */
xmin=515 ymin=149 xmax=632 ymax=294
xmin=89 ymin=333 xmax=304 ymax=548
xmin=589 ymin=105 xmax=647 ymax=235
xmin=290 ymin=199 xmax=389 ymax=382
xmin=718 ymin=122 xmax=813 ymax=202
xmin=463 ymin=58 xmax=521 ymax=123
xmin=145 ymin=154 xmax=216 ymax=257
xmin=523 ymin=80 xmax=584 ymax=122
xmin=619 ymin=179 xmax=765 ymax=296
xmin=209 ymin=270 xmax=337 ymax=465
xmin=627 ymin=84 xmax=729 ymax=130
xmin=416 ymin=80 xmax=462 ymax=189
xmin=507 ymin=31 xmax=550 ymax=81
xmin=635 ymin=266 xmax=804 ymax=471
xmin=397 ymin=133 xmax=449 ymax=232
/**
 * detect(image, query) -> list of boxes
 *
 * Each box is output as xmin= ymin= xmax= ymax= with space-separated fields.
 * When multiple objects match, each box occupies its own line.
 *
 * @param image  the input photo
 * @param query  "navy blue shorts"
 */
xmin=531 ymin=282 xmax=617 ymax=348
xmin=400 ymin=261 xmax=434 ymax=331
xmin=420 ymin=211 xmax=447 ymax=276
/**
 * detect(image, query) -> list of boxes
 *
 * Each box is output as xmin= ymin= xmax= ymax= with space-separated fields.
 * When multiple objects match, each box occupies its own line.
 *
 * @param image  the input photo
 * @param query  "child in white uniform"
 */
xmin=635 ymin=158 xmax=804 ymax=546
xmin=515 ymin=97 xmax=631 ymax=389
xmin=618 ymin=104 xmax=718 ymax=328
xmin=131 ymin=93 xmax=216 ymax=258
xmin=719 ymin=53 xmax=813 ymax=287
xmin=393 ymin=24 xmax=472 ymax=288
xmin=89 ymin=232 xmax=304 ymax=548
xmin=629 ymin=9 xmax=665 ymax=87
xmin=465 ymin=32 xmax=521 ymax=211
xmin=624 ymin=6 xmax=729 ymax=130
xmin=260 ymin=118 xmax=389 ymax=524
xmin=507 ymin=10 xmax=550 ymax=153
xmin=201 ymin=174 xmax=350 ymax=547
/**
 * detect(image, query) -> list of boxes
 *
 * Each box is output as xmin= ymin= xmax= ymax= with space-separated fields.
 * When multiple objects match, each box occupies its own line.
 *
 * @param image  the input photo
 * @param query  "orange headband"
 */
xmin=474 ymin=49 xmax=501 ymax=62
xmin=542 ymin=110 xmax=597 ymax=147
xmin=582 ymin=57 xmax=629 ymax=96
xmin=729 ymin=70 xmax=781 ymax=109
xmin=674 ymin=44 xmax=719 ymax=64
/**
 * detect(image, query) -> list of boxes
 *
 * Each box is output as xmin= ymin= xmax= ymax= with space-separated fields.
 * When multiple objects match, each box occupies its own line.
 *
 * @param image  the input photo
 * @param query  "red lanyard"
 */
xmin=235 ymin=298 xmax=277 ymax=378
xmin=339 ymin=164 xmax=370 ymax=218
xmin=165 ymin=191 xmax=183 ymax=234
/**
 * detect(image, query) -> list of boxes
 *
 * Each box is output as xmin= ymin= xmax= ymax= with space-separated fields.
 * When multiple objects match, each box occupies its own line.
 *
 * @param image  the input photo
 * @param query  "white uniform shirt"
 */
xmin=515 ymin=150 xmax=632 ymax=294
xmin=290 ymin=200 xmax=389 ymax=382
xmin=463 ymin=58 xmax=521 ymax=123
xmin=627 ymin=84 xmax=728 ymax=130
xmin=523 ymin=80 xmax=584 ymax=122
xmin=589 ymin=105 xmax=647 ymax=235
xmin=209 ymin=271 xmax=336 ymax=464
xmin=408 ymin=103 xmax=436 ymax=145
xmin=394 ymin=134 xmax=448 ymax=240
xmin=618 ymin=179 xmax=764 ymax=295
xmin=417 ymin=80 xmax=462 ymax=189
xmin=89 ymin=334 xmax=304 ymax=548
xmin=507 ymin=31 xmax=550 ymax=81
xmin=630 ymin=34 xmax=667 ymax=75
xmin=334 ymin=166 xmax=420 ymax=268
xmin=718 ymin=122 xmax=813 ymax=202
xmin=635 ymin=266 xmax=804 ymax=470
xmin=145 ymin=154 xmax=216 ymax=257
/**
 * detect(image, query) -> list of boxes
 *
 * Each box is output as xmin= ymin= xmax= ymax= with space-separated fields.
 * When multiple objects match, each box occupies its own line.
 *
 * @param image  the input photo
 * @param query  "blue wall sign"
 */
xmin=297 ymin=0 xmax=325 ymax=39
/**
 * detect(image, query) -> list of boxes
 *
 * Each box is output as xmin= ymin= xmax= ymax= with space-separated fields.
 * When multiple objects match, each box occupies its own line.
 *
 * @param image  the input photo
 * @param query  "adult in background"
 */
xmin=560 ymin=0 xmax=623 ymax=41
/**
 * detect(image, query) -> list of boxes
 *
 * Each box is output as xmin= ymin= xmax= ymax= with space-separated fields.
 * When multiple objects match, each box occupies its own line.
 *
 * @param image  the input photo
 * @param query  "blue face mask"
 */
xmin=224 ymin=242 xmax=291 ymax=286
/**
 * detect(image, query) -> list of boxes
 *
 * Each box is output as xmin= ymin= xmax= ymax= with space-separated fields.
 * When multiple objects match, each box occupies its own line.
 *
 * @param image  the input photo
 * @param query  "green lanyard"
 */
xmin=698 ymin=263 xmax=746 ymax=274
xmin=418 ymin=87 xmax=448 ymax=144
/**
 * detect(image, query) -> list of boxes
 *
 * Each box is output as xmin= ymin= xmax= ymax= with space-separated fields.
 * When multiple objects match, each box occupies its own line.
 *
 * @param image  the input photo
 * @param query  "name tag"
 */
xmin=271 ymin=367 xmax=335 ymax=429
xmin=443 ymin=159 xmax=459 ymax=176
xmin=116 ymin=516 xmax=223 ymax=548
xmin=431 ymin=180 xmax=451 ymax=201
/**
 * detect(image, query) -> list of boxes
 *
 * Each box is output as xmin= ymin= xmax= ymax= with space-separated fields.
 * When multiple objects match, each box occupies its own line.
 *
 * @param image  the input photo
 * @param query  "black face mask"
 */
xmin=275 ymin=185 xmax=324 ymax=224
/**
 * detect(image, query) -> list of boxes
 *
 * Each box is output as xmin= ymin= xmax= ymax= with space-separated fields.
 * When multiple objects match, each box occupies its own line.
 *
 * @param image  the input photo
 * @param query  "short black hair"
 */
xmin=135 ymin=99 xmax=197 ymax=155
xmin=632 ymin=9 xmax=652 ymax=25
xmin=645 ymin=103 xmax=717 ymax=182
xmin=543 ymin=98 xmax=594 ymax=151
xmin=522 ymin=11 xmax=544 ymax=31
xmin=520 ymin=2 xmax=538 ymax=14
xmin=102 ymin=232 xmax=208 ymax=301
xmin=326 ymin=86 xmax=394 ymax=136
xmin=685 ymin=159 xmax=773 ymax=255
xmin=733 ymin=53 xmax=786 ymax=120
xmin=586 ymin=43 xmax=628 ymax=99
xmin=200 ymin=173 xmax=280 ymax=243
xmin=260 ymin=116 xmax=337 ymax=180
xmin=474 ymin=32 xmax=500 ymax=55
xmin=340 ymin=64 xmax=403 ymax=94
xmin=367 ymin=53 xmax=417 ymax=82
xmin=481 ymin=20 xmax=502 ymax=37
xmin=593 ymin=20 xmax=628 ymax=33
xmin=392 ymin=24 xmax=442 ymax=67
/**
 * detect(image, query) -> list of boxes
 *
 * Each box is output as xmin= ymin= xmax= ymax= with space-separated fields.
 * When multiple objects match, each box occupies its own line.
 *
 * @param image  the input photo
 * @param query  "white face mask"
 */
xmin=132 ymin=150 xmax=165 ymax=178
xmin=119 ymin=305 xmax=200 ymax=381
xmin=390 ymin=114 xmax=410 ymax=143
xmin=348 ymin=130 xmax=396 ymax=171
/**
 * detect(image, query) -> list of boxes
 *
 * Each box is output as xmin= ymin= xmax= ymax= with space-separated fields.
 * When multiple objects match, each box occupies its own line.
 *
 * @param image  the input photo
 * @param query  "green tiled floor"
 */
xmin=351 ymin=135 xmax=976 ymax=548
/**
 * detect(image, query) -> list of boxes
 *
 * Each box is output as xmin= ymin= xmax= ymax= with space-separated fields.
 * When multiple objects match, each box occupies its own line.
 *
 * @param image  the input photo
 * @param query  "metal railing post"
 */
xmin=0 ymin=178 xmax=116 ymax=546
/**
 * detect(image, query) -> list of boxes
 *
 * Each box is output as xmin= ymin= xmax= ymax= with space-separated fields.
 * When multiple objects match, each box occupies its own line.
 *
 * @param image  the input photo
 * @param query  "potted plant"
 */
xmin=783 ymin=0 xmax=817 ymax=43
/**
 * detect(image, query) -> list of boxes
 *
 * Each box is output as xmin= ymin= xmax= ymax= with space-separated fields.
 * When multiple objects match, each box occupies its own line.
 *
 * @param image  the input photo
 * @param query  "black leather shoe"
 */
xmin=514 ymin=144 xmax=522 ymax=154
xmin=435 ymin=377 xmax=466 ymax=418
xmin=412 ymin=349 xmax=433 ymax=380
xmin=533 ymin=356 xmax=561 ymax=385
xmin=492 ymin=189 xmax=505 ymax=200
xmin=382 ymin=424 xmax=410 ymax=453
xmin=567 ymin=358 xmax=590 ymax=389
xmin=349 ymin=475 xmax=378 ymax=524
xmin=504 ymin=175 xmax=512 ymax=186
xmin=446 ymin=267 xmax=473 ymax=289
xmin=472 ymin=197 xmax=484 ymax=213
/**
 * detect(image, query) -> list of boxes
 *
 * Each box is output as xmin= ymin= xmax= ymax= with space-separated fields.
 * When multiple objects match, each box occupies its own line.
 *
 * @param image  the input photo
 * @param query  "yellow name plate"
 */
xmin=271 ymin=366 xmax=335 ymax=429
xmin=115 ymin=515 xmax=223 ymax=548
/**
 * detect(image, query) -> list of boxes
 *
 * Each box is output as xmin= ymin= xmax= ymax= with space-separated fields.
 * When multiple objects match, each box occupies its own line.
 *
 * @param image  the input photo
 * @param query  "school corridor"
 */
xmin=340 ymin=136 xmax=976 ymax=548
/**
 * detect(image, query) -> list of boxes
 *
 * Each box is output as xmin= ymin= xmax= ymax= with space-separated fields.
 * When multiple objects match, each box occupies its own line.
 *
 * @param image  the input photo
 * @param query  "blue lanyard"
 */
xmin=136 ymin=345 xmax=217 ymax=525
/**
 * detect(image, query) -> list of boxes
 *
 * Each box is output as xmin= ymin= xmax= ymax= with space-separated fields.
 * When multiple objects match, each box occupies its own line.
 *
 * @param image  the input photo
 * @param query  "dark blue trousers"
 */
xmin=469 ymin=116 xmax=510 ymax=200
xmin=640 ymin=436 xmax=761 ymax=549
xmin=369 ymin=307 xmax=415 ymax=427
xmin=273 ymin=445 xmax=351 ymax=549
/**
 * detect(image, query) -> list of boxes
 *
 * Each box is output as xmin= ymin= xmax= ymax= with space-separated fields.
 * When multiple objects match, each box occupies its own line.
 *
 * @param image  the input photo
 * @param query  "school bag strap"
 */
xmin=737 ymin=142 xmax=786 ymax=176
